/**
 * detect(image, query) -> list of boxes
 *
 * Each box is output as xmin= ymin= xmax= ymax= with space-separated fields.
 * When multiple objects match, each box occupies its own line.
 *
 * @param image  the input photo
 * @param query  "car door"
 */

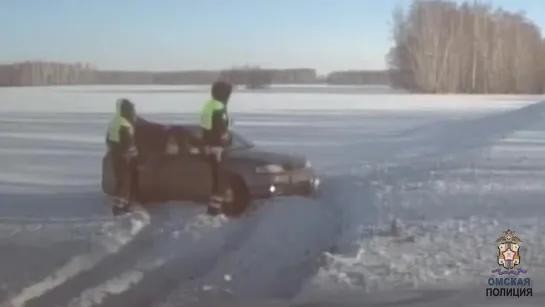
xmin=160 ymin=131 xmax=213 ymax=200
xmin=140 ymin=152 xmax=210 ymax=202
xmin=175 ymin=147 xmax=212 ymax=200
xmin=139 ymin=130 xmax=213 ymax=202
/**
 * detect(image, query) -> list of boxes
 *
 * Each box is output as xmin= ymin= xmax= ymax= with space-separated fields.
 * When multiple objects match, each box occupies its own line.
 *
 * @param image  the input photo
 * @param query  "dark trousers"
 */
xmin=111 ymin=155 xmax=138 ymax=204
xmin=208 ymin=152 xmax=226 ymax=199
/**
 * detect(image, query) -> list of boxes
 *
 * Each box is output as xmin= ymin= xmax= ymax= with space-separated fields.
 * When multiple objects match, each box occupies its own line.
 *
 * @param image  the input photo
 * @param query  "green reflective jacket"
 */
xmin=107 ymin=99 xmax=134 ymax=142
xmin=199 ymin=99 xmax=225 ymax=130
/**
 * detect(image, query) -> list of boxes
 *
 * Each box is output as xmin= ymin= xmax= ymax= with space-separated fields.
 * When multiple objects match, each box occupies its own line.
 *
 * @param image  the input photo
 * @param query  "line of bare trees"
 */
xmin=388 ymin=0 xmax=545 ymax=94
xmin=0 ymin=62 xmax=98 ymax=86
xmin=220 ymin=66 xmax=323 ymax=88
xmin=0 ymin=62 xmax=391 ymax=87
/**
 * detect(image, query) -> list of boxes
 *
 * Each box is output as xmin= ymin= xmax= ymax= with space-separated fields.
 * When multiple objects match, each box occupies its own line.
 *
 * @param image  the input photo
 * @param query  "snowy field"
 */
xmin=1 ymin=85 xmax=545 ymax=306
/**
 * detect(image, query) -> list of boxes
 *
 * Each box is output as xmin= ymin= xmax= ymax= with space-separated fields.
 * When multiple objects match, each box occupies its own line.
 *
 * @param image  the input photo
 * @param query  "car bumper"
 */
xmin=247 ymin=168 xmax=320 ymax=198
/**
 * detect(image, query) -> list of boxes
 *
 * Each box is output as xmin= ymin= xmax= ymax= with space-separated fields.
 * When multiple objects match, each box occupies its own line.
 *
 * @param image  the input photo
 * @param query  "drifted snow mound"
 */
xmin=299 ymin=217 xmax=545 ymax=294
xmin=296 ymin=100 xmax=545 ymax=301
xmin=296 ymin=165 xmax=545 ymax=300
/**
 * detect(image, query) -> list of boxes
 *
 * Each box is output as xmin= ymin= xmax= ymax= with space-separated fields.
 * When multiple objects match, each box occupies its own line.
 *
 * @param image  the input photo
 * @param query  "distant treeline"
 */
xmin=388 ymin=0 xmax=545 ymax=94
xmin=0 ymin=62 xmax=391 ymax=87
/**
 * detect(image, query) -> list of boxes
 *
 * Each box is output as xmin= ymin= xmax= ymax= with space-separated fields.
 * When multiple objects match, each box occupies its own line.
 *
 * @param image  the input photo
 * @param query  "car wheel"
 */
xmin=222 ymin=175 xmax=251 ymax=217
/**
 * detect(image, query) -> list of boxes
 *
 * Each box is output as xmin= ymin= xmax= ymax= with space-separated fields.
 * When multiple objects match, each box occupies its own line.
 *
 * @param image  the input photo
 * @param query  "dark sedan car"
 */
xmin=101 ymin=117 xmax=320 ymax=215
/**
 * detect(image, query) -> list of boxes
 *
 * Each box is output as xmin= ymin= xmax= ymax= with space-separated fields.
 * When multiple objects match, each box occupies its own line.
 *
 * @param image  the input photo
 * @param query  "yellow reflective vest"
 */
xmin=199 ymin=99 xmax=225 ymax=130
xmin=107 ymin=99 xmax=134 ymax=142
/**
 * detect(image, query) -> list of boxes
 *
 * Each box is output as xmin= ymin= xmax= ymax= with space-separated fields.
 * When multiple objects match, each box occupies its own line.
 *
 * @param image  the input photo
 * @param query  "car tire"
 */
xmin=222 ymin=175 xmax=251 ymax=217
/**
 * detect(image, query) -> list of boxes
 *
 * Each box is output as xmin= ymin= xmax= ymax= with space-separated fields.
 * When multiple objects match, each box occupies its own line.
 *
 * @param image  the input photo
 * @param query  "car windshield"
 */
xmin=188 ymin=128 xmax=254 ymax=150
xmin=229 ymin=132 xmax=254 ymax=150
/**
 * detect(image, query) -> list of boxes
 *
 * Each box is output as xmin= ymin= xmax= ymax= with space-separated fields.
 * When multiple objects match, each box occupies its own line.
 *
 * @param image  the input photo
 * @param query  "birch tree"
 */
xmin=388 ymin=0 xmax=545 ymax=94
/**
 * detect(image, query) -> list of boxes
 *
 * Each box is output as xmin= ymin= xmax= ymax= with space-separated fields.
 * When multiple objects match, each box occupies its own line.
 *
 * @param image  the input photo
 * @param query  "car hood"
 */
xmin=228 ymin=147 xmax=307 ymax=170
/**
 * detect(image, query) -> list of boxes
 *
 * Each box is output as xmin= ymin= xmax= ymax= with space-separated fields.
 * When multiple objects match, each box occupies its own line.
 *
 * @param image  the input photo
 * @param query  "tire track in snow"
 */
xmin=1 ymin=210 xmax=150 ymax=307
xmin=155 ymin=197 xmax=338 ymax=306
xmin=36 ymin=205 xmax=263 ymax=307
xmin=81 ymin=209 xmax=264 ymax=307
xmin=0 ymin=217 xmax=133 ymax=245
xmin=19 ymin=206 xmax=199 ymax=307
xmin=3 ymin=194 xmax=260 ymax=306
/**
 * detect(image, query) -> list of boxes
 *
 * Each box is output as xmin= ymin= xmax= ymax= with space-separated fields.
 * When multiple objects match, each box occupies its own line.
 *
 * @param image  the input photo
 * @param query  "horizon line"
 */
xmin=0 ymin=60 xmax=390 ymax=75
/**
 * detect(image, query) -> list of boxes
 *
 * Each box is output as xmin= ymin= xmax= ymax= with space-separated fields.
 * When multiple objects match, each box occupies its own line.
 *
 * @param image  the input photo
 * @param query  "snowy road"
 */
xmin=0 ymin=86 xmax=544 ymax=306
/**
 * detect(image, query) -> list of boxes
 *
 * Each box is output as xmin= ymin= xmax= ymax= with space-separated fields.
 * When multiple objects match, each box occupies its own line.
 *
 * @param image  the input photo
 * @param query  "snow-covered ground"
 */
xmin=1 ymin=86 xmax=544 ymax=306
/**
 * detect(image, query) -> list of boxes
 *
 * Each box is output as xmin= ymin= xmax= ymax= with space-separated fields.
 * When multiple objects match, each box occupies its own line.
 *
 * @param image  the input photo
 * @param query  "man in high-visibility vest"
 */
xmin=106 ymin=98 xmax=139 ymax=215
xmin=200 ymin=80 xmax=232 ymax=216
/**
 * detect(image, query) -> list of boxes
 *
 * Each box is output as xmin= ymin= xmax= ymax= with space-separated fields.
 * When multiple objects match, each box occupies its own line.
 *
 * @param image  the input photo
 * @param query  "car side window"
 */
xmin=164 ymin=128 xmax=192 ymax=156
xmin=176 ymin=133 xmax=201 ymax=155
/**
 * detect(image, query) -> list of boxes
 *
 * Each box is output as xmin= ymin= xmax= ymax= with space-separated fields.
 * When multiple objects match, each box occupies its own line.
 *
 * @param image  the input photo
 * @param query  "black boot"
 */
xmin=112 ymin=205 xmax=126 ymax=216
xmin=206 ymin=195 xmax=223 ymax=216
xmin=206 ymin=206 xmax=221 ymax=216
xmin=112 ymin=197 xmax=132 ymax=216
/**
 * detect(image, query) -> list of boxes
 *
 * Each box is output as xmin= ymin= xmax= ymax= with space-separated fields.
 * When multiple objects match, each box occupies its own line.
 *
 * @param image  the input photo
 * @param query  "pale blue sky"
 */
xmin=1 ymin=0 xmax=544 ymax=74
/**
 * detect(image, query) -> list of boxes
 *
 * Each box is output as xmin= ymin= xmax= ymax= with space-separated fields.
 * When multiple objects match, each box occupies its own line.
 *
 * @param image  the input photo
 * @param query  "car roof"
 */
xmin=182 ymin=124 xmax=200 ymax=132
xmin=179 ymin=124 xmax=202 ymax=138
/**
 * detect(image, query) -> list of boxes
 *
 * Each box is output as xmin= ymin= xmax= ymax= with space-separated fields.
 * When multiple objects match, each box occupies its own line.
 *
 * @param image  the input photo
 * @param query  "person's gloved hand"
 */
xmin=221 ymin=133 xmax=232 ymax=147
xmin=125 ymin=146 xmax=138 ymax=158
xmin=209 ymin=146 xmax=222 ymax=154
xmin=209 ymin=146 xmax=223 ymax=161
